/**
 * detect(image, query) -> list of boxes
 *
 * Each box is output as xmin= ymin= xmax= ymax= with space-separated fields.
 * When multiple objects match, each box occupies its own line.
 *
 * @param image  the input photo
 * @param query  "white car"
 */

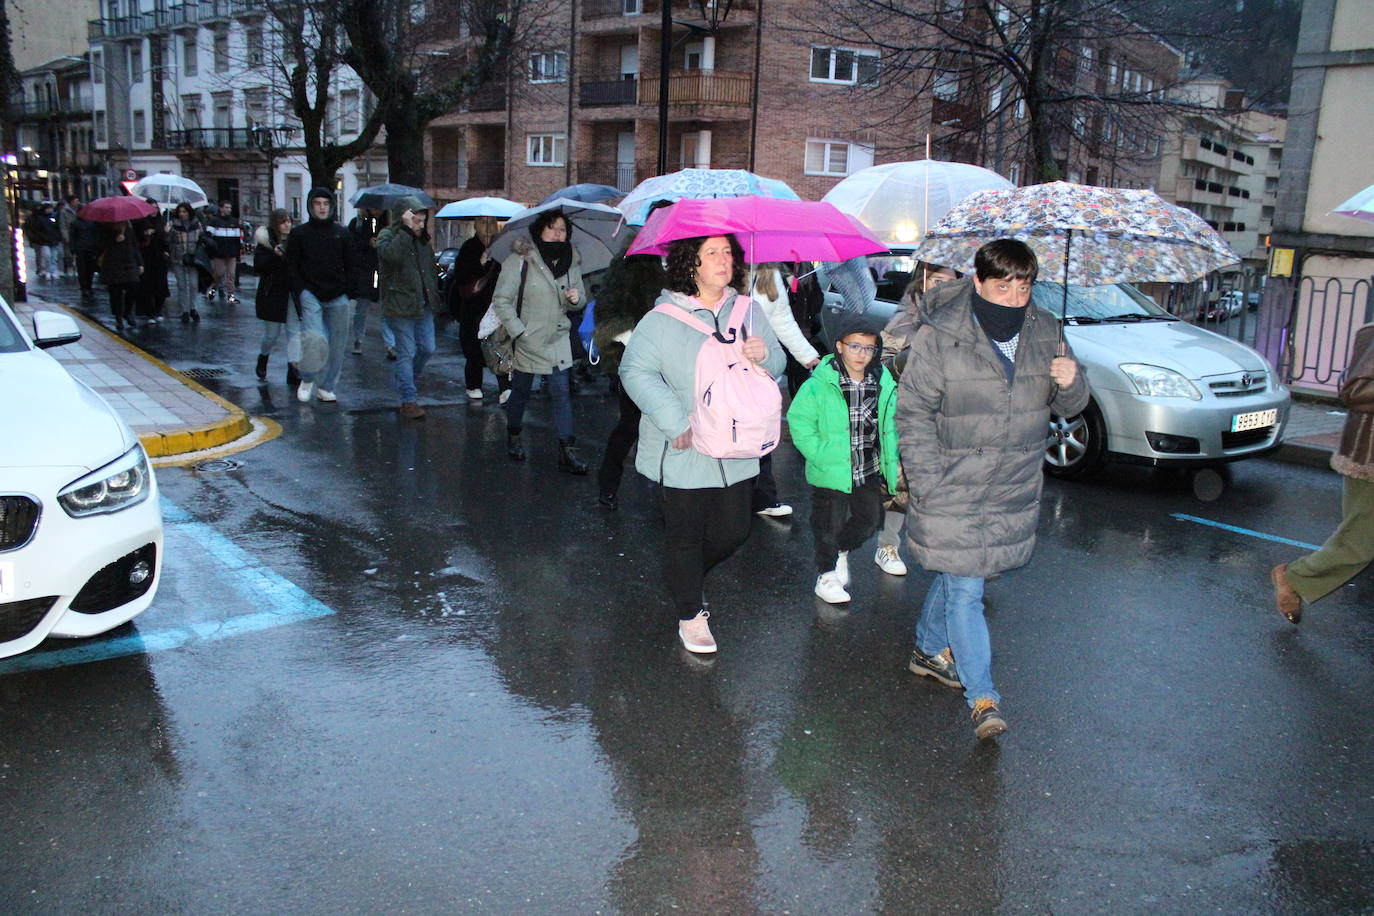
xmin=0 ymin=297 xmax=162 ymax=659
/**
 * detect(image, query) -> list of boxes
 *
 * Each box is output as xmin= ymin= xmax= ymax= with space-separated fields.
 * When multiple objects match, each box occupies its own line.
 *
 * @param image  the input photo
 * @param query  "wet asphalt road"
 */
xmin=2 ymin=275 xmax=1373 ymax=913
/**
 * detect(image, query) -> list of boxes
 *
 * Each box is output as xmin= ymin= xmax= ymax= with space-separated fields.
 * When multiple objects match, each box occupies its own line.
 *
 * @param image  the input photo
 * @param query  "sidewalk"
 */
xmin=16 ymin=290 xmax=1348 ymax=469
xmin=19 ymin=294 xmax=260 ymax=461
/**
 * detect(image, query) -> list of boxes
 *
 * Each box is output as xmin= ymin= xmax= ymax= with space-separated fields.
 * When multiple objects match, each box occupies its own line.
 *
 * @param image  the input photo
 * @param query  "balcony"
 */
xmin=165 ymin=127 xmax=269 ymax=150
xmin=580 ymin=77 xmax=638 ymax=107
xmin=638 ymin=69 xmax=751 ymax=107
xmin=462 ymin=84 xmax=506 ymax=113
xmin=583 ymin=0 xmax=755 ymax=19
xmin=10 ymin=98 xmax=94 ymax=118
xmin=87 ymin=1 xmax=262 ymax=37
xmin=60 ymin=151 xmax=108 ymax=171
xmin=577 ymin=160 xmax=639 ymax=190
xmin=428 ymin=160 xmax=505 ymax=190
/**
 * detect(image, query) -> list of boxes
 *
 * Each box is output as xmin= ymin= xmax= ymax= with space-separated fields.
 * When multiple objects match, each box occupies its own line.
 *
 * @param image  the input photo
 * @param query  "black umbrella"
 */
xmin=349 ymin=183 xmax=436 ymax=211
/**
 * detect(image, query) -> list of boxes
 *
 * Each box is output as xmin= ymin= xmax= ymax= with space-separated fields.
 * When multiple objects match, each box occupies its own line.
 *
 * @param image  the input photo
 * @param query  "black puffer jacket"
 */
xmin=253 ymin=225 xmax=293 ymax=323
xmin=284 ymin=188 xmax=355 ymax=302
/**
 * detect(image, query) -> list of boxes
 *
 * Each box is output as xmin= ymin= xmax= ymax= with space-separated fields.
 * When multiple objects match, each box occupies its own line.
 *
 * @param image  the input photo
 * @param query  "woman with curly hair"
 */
xmin=620 ymin=233 xmax=785 ymax=654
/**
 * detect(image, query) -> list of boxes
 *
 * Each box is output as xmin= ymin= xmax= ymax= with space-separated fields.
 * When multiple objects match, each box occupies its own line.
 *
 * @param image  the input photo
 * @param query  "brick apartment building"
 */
xmin=426 ymin=0 xmax=1183 ymax=206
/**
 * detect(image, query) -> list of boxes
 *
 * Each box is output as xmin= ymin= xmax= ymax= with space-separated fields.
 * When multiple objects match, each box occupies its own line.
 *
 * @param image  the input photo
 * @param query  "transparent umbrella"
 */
xmin=131 ymin=174 xmax=209 ymax=209
xmin=821 ymin=159 xmax=1013 ymax=247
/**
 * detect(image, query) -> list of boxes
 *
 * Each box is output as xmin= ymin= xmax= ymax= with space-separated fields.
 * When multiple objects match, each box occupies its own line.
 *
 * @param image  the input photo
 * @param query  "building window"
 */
xmin=622 ymin=0 xmax=639 ymax=12
xmin=244 ymin=88 xmax=267 ymax=129
xmin=809 ymin=47 xmax=879 ymax=85
xmin=932 ymin=69 xmax=959 ymax=100
xmin=91 ymin=51 xmax=103 ymax=84
xmin=95 ymin=110 xmax=107 ymax=145
xmin=1009 ymin=162 xmax=1020 ymax=185
xmin=129 ymin=44 xmax=143 ymax=83
xmin=246 ymin=29 xmax=263 ymax=67
xmin=527 ymin=132 xmax=566 ymax=166
xmin=528 ymin=51 xmax=567 ymax=83
xmin=182 ymin=94 xmax=203 ymax=130
xmin=804 ymin=139 xmax=874 ymax=177
xmin=340 ymin=90 xmax=360 ymax=133
xmin=182 ymin=37 xmax=197 ymax=76
xmin=214 ymin=30 xmax=229 ymax=73
xmin=132 ymin=110 xmax=146 ymax=143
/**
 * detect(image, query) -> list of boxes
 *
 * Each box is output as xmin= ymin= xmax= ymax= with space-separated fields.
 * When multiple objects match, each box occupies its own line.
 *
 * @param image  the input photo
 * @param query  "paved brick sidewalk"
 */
xmin=19 ymin=295 xmax=254 ymax=459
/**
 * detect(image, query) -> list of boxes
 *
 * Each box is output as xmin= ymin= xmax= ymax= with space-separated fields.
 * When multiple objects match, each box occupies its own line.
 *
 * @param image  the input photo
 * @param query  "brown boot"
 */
xmin=1271 ymin=563 xmax=1302 ymax=624
xmin=398 ymin=401 xmax=426 ymax=420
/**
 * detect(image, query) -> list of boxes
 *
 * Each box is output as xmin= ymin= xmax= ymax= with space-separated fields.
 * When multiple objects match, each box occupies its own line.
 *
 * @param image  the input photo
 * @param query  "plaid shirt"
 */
xmin=837 ymin=370 xmax=880 ymax=485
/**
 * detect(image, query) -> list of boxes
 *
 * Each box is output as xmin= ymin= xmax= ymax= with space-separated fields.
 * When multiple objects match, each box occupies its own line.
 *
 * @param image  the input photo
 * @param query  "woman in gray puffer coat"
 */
xmin=896 ymin=240 xmax=1087 ymax=741
xmin=490 ymin=208 xmax=588 ymax=473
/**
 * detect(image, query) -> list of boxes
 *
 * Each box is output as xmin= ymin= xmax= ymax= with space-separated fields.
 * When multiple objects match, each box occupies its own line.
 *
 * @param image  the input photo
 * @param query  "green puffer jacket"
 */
xmin=896 ymin=277 xmax=1089 ymax=578
xmin=376 ymin=196 xmax=440 ymax=320
xmin=787 ymin=354 xmax=900 ymax=494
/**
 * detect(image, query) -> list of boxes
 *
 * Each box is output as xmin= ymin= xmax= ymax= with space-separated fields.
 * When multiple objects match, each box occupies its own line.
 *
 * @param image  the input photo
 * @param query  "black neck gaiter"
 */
xmin=971 ymin=291 xmax=1028 ymax=342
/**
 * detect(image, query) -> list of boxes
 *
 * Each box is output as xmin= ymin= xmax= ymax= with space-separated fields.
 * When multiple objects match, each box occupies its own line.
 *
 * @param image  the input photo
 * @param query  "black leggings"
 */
xmin=108 ymin=282 xmax=138 ymax=321
xmin=598 ymin=383 xmax=641 ymax=497
xmin=810 ymin=478 xmax=884 ymax=572
xmin=662 ymin=477 xmax=755 ymax=620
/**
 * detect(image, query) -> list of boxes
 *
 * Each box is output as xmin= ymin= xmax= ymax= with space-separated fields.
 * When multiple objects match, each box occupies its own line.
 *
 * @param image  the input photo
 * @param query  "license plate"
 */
xmin=0 ymin=560 xmax=13 ymax=601
xmin=1231 ymin=408 xmax=1277 ymax=432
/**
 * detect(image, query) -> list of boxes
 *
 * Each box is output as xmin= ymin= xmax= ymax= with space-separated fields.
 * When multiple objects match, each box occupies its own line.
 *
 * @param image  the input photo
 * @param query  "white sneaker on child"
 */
xmin=814 ymin=571 xmax=851 ymax=604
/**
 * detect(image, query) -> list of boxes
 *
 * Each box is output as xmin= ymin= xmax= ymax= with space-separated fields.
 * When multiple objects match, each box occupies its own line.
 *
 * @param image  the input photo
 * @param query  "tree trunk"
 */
xmin=384 ymin=100 xmax=427 ymax=188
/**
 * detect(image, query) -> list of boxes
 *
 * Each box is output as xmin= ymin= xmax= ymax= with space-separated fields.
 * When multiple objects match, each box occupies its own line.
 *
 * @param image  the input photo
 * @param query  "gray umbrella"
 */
xmin=350 ymin=183 xmax=436 ymax=211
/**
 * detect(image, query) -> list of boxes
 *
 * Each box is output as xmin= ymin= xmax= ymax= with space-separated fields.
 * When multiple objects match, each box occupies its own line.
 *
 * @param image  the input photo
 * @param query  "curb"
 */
xmin=51 ymin=302 xmax=255 ymax=458
xmin=1274 ymin=440 xmax=1336 ymax=470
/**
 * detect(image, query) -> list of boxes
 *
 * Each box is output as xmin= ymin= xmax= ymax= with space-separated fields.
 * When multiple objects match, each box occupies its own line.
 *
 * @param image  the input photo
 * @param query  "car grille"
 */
xmin=0 ymin=596 xmax=58 ymax=643
xmin=1208 ymin=372 xmax=1268 ymax=397
xmin=69 ymin=543 xmax=157 ymax=614
xmin=0 ymin=495 xmax=41 ymax=552
xmin=1223 ymin=427 xmax=1275 ymax=449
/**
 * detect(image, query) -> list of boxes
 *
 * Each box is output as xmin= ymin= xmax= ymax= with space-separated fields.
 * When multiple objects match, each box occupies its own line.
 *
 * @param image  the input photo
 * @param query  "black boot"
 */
xmin=255 ymin=353 xmax=269 ymax=380
xmin=286 ymin=362 xmax=301 ymax=387
xmin=558 ymin=437 xmax=588 ymax=475
xmin=507 ymin=431 xmax=527 ymax=462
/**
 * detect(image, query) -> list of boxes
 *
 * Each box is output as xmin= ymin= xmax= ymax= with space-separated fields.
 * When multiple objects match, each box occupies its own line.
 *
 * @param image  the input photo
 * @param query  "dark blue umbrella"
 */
xmin=350 ymin=183 xmax=436 ymax=210
xmin=539 ymin=184 xmax=625 ymax=206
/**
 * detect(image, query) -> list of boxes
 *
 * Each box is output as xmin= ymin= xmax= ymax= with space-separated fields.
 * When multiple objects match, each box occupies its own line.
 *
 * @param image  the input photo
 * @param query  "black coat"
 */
xmin=285 ymin=215 xmax=356 ymax=302
xmin=253 ymin=226 xmax=293 ymax=323
xmin=348 ymin=215 xmax=381 ymax=299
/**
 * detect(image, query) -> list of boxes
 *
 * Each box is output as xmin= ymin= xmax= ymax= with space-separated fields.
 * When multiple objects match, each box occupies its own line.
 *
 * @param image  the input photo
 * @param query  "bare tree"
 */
xmin=338 ymin=0 xmax=520 ymax=188
xmin=806 ymin=0 xmax=1227 ymax=182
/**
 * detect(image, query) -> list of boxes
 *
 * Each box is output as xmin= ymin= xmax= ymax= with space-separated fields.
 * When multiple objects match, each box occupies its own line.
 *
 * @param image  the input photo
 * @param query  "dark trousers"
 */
xmin=76 ymin=252 xmax=97 ymax=294
xmin=506 ymin=368 xmax=573 ymax=440
xmin=662 ymin=477 xmax=755 ymax=620
xmin=108 ymin=282 xmax=138 ymax=321
xmin=810 ymin=478 xmax=884 ymax=572
xmin=458 ymin=296 xmax=491 ymax=391
xmin=752 ymin=453 xmax=779 ymax=511
xmin=598 ymin=382 xmax=641 ymax=497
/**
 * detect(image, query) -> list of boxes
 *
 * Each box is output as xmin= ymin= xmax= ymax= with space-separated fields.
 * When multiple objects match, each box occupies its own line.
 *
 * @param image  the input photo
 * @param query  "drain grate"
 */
xmin=194 ymin=458 xmax=242 ymax=473
xmin=183 ymin=367 xmax=229 ymax=380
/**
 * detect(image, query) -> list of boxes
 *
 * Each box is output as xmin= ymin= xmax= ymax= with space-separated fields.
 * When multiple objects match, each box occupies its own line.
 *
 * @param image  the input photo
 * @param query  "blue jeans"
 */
xmin=505 ymin=368 xmax=573 ymax=440
xmin=916 ymin=573 xmax=998 ymax=707
xmin=384 ymin=313 xmax=436 ymax=403
xmin=298 ymin=290 xmax=352 ymax=391
xmin=351 ymin=298 xmax=395 ymax=349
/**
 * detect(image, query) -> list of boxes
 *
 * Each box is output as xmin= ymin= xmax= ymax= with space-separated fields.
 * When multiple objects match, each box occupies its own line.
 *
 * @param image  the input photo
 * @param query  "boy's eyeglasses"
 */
xmin=842 ymin=343 xmax=878 ymax=356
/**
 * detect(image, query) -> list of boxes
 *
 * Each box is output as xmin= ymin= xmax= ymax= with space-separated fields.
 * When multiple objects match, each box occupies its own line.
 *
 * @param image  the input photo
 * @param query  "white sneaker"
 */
xmin=755 ymin=503 xmax=793 ymax=517
xmin=315 ymin=388 xmax=337 ymax=402
xmin=498 ymin=388 xmax=512 ymax=405
xmin=836 ymin=550 xmax=850 ymax=588
xmin=296 ymin=381 xmax=315 ymax=402
xmin=678 ymin=610 xmax=717 ymax=654
xmin=466 ymin=388 xmax=484 ymax=400
xmin=814 ymin=571 xmax=851 ymax=604
xmin=875 ymin=544 xmax=908 ymax=576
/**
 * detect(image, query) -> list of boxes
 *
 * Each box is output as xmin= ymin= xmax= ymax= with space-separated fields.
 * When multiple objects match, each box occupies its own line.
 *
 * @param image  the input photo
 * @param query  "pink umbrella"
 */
xmin=78 ymin=195 xmax=157 ymax=223
xmin=626 ymin=197 xmax=888 ymax=263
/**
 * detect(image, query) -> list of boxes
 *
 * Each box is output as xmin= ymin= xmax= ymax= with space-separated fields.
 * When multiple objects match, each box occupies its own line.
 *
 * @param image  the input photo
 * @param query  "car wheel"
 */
xmin=1044 ymin=398 xmax=1107 ymax=479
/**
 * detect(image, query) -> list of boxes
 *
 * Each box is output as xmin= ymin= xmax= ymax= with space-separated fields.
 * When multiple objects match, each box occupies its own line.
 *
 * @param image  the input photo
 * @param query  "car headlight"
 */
xmin=58 ymin=445 xmax=153 ymax=517
xmin=1119 ymin=363 xmax=1202 ymax=400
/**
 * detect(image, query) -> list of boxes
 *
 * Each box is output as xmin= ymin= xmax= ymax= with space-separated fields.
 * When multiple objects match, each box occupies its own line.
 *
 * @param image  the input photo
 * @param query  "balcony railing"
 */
xmin=583 ymin=0 xmax=755 ymax=19
xmin=428 ymin=160 xmax=505 ymax=190
xmin=638 ymin=69 xmax=751 ymax=106
xmin=580 ymin=77 xmax=638 ymax=107
xmin=577 ymin=161 xmax=639 ymax=190
xmin=9 ymin=99 xmax=94 ymax=117
xmin=88 ymin=1 xmax=264 ymax=38
xmin=165 ymin=127 xmax=268 ymax=150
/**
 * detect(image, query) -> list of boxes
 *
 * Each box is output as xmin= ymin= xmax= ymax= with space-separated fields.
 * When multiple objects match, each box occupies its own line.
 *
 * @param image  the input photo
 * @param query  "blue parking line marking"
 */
xmin=1171 ymin=513 xmax=1321 ymax=551
xmin=0 ymin=500 xmax=336 ymax=675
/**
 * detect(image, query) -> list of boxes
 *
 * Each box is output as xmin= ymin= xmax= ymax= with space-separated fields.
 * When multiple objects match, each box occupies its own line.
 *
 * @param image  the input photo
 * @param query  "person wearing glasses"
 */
xmin=786 ymin=311 xmax=900 ymax=607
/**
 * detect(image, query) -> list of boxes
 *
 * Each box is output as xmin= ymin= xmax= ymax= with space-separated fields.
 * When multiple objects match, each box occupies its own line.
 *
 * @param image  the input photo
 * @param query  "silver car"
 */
xmin=817 ymin=263 xmax=1290 ymax=479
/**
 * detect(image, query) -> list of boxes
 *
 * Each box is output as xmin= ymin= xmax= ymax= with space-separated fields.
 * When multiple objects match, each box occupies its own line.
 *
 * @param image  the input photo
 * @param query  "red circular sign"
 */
xmin=124 ymin=169 xmax=137 ymax=181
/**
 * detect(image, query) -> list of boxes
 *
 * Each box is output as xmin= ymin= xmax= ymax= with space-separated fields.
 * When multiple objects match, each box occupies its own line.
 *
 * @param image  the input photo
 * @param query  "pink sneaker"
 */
xmin=678 ymin=610 xmax=717 ymax=654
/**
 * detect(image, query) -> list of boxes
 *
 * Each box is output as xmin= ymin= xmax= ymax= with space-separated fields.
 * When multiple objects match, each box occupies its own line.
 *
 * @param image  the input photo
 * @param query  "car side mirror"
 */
xmin=32 ymin=310 xmax=82 ymax=349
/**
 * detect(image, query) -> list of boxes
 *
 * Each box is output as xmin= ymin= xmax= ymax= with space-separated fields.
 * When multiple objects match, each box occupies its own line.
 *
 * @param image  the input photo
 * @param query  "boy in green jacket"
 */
xmin=787 ymin=313 xmax=901 ymax=604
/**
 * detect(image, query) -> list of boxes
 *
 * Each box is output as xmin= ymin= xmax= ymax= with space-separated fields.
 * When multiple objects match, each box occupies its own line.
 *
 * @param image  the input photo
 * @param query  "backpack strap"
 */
xmin=652 ymin=303 xmax=715 ymax=336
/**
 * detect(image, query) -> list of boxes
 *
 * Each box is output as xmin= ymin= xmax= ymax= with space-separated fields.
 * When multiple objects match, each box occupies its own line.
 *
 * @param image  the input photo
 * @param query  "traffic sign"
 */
xmin=124 ymin=169 xmax=137 ymax=181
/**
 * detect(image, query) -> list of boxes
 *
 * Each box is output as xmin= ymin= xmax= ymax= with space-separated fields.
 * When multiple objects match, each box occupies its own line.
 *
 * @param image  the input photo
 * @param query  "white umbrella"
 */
xmin=130 ymin=173 xmax=209 ymax=209
xmin=821 ymin=160 xmax=1014 ymax=247
xmin=434 ymin=197 xmax=526 ymax=219
xmin=486 ymin=198 xmax=629 ymax=274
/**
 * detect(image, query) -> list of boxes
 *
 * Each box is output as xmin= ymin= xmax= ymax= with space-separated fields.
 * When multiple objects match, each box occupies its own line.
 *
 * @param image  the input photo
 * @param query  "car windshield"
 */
xmin=0 ymin=303 xmax=28 ymax=354
xmin=1031 ymin=283 xmax=1175 ymax=323
xmin=870 ymin=254 xmax=918 ymax=303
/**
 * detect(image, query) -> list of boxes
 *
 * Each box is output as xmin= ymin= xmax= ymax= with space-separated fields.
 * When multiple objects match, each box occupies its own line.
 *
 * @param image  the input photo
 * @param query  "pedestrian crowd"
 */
xmin=24 ymin=188 xmax=1371 ymax=743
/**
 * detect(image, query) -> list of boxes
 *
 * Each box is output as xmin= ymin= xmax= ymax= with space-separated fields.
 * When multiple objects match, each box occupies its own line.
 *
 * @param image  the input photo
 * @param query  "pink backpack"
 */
xmin=653 ymin=296 xmax=782 ymax=459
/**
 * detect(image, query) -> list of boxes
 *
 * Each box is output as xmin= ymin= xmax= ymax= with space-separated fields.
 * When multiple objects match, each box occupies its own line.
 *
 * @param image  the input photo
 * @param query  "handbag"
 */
xmin=457 ymin=260 xmax=496 ymax=300
xmin=479 ymin=262 xmax=527 ymax=377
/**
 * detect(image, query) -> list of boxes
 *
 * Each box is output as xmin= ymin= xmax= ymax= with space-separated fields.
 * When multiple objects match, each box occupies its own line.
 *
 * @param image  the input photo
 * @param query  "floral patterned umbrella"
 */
xmin=914 ymin=181 xmax=1240 ymax=319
